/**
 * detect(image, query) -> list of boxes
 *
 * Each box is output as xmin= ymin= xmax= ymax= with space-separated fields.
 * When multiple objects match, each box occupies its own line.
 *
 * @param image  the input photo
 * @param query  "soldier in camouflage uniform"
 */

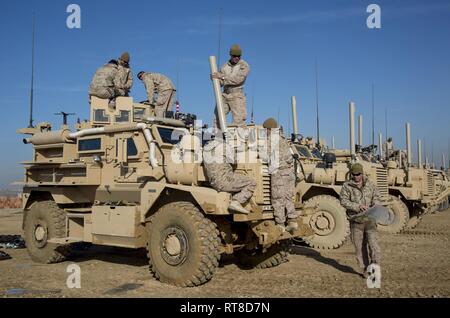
xmin=211 ymin=44 xmax=250 ymax=127
xmin=117 ymin=52 xmax=133 ymax=96
xmin=89 ymin=59 xmax=125 ymax=101
xmin=340 ymin=163 xmax=381 ymax=277
xmin=137 ymin=71 xmax=176 ymax=118
xmin=263 ymin=118 xmax=298 ymax=233
xmin=203 ymin=138 xmax=256 ymax=214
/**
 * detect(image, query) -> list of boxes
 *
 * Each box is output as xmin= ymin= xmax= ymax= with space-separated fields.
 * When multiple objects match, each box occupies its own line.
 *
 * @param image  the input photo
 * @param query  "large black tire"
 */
xmin=444 ymin=198 xmax=450 ymax=211
xmin=378 ymin=196 xmax=409 ymax=234
xmin=237 ymin=240 xmax=291 ymax=269
xmin=404 ymin=206 xmax=423 ymax=230
xmin=146 ymin=202 xmax=221 ymax=287
xmin=405 ymin=215 xmax=422 ymax=229
xmin=23 ymin=201 xmax=71 ymax=263
xmin=303 ymin=195 xmax=349 ymax=249
xmin=438 ymin=199 xmax=449 ymax=212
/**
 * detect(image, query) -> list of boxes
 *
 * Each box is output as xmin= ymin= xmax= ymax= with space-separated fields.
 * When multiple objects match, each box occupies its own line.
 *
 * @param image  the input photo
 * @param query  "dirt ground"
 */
xmin=1 ymin=208 xmax=449 ymax=298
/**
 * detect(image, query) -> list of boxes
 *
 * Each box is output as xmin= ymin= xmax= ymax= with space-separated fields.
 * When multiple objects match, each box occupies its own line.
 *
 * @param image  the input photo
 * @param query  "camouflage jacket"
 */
xmin=219 ymin=59 xmax=250 ymax=94
xmin=267 ymin=133 xmax=294 ymax=174
xmin=142 ymin=73 xmax=175 ymax=103
xmin=340 ymin=176 xmax=381 ymax=221
xmin=203 ymin=139 xmax=235 ymax=189
xmin=89 ymin=63 xmax=120 ymax=92
xmin=117 ymin=63 xmax=133 ymax=92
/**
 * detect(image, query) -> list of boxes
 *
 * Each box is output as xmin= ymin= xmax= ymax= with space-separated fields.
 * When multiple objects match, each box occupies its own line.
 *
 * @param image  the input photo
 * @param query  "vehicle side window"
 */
xmin=79 ymin=138 xmax=101 ymax=152
xmin=127 ymin=138 xmax=138 ymax=156
xmin=157 ymin=127 xmax=182 ymax=145
xmin=296 ymin=145 xmax=311 ymax=158
xmin=115 ymin=138 xmax=138 ymax=157
xmin=312 ymin=149 xmax=323 ymax=160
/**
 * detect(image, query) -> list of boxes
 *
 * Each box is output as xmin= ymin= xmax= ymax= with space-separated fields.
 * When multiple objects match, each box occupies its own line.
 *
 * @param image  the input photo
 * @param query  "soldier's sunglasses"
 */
xmin=352 ymin=173 xmax=362 ymax=176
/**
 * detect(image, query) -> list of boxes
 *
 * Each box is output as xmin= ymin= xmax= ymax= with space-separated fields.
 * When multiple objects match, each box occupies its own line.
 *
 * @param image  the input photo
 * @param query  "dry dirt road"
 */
xmin=1 ymin=208 xmax=449 ymax=298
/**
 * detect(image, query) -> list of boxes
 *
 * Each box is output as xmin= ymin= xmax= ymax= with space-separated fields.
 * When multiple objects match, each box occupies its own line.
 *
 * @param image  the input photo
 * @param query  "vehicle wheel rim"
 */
xmin=34 ymin=223 xmax=48 ymax=248
xmin=309 ymin=211 xmax=335 ymax=236
xmin=160 ymin=227 xmax=188 ymax=266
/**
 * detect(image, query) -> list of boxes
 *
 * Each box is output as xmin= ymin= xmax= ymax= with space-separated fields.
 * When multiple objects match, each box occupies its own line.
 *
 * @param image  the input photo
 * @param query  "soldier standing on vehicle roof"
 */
xmin=137 ymin=71 xmax=176 ymax=118
xmin=384 ymin=137 xmax=394 ymax=160
xmin=211 ymin=44 xmax=250 ymax=128
xmin=203 ymin=137 xmax=256 ymax=214
xmin=116 ymin=52 xmax=133 ymax=96
xmin=340 ymin=163 xmax=381 ymax=278
xmin=88 ymin=59 xmax=125 ymax=103
xmin=263 ymin=118 xmax=298 ymax=233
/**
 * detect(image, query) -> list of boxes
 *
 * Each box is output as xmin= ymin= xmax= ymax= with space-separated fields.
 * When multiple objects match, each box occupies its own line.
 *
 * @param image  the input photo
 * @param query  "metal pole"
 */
xmin=406 ymin=122 xmax=411 ymax=167
xmin=349 ymin=102 xmax=356 ymax=159
xmin=358 ymin=115 xmax=363 ymax=146
xmin=417 ymin=139 xmax=422 ymax=168
xmin=250 ymin=82 xmax=255 ymax=124
xmin=209 ymin=56 xmax=227 ymax=134
xmin=217 ymin=8 xmax=223 ymax=67
xmin=442 ymin=153 xmax=446 ymax=170
xmin=29 ymin=13 xmax=36 ymax=128
xmin=372 ymin=83 xmax=375 ymax=148
xmin=332 ymin=136 xmax=335 ymax=149
xmin=315 ymin=60 xmax=320 ymax=145
xmin=379 ymin=133 xmax=383 ymax=158
xmin=424 ymin=139 xmax=427 ymax=167
xmin=291 ymin=96 xmax=298 ymax=136
xmin=432 ymin=142 xmax=435 ymax=168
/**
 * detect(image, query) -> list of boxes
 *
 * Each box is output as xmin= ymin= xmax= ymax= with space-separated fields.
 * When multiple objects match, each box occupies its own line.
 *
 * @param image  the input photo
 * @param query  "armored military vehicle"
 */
xmin=289 ymin=100 xmax=406 ymax=249
xmin=384 ymin=125 xmax=450 ymax=229
xmin=432 ymin=169 xmax=450 ymax=211
xmin=16 ymin=57 xmax=315 ymax=287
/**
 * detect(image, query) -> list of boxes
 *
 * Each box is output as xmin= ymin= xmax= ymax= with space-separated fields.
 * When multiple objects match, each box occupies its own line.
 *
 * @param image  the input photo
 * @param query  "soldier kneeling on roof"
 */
xmin=88 ymin=59 xmax=126 ymax=107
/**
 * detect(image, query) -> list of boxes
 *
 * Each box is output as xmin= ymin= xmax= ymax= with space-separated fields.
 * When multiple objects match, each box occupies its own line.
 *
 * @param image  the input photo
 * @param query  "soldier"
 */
xmin=137 ymin=71 xmax=176 ymax=118
xmin=116 ymin=52 xmax=133 ymax=96
xmin=88 ymin=59 xmax=125 ymax=101
xmin=340 ymin=163 xmax=381 ymax=278
xmin=203 ymin=137 xmax=256 ymax=214
xmin=384 ymin=137 xmax=394 ymax=160
xmin=263 ymin=118 xmax=298 ymax=233
xmin=211 ymin=44 xmax=250 ymax=128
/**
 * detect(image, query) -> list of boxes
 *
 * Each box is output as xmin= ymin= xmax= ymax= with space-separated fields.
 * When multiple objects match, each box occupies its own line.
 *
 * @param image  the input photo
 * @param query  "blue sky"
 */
xmin=0 ymin=0 xmax=449 ymax=189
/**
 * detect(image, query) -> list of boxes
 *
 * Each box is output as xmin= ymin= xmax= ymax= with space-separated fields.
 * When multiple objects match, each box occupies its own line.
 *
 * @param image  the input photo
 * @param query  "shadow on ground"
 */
xmin=70 ymin=245 xmax=148 ymax=267
xmin=291 ymin=244 xmax=360 ymax=276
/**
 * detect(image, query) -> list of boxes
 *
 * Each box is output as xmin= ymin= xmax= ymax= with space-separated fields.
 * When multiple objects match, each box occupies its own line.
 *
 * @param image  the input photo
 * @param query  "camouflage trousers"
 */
xmin=89 ymin=87 xmax=126 ymax=100
xmin=350 ymin=220 xmax=381 ymax=270
xmin=155 ymin=89 xmax=176 ymax=117
xmin=271 ymin=168 xmax=297 ymax=224
xmin=89 ymin=87 xmax=116 ymax=100
xmin=214 ymin=92 xmax=247 ymax=127
xmin=212 ymin=173 xmax=256 ymax=204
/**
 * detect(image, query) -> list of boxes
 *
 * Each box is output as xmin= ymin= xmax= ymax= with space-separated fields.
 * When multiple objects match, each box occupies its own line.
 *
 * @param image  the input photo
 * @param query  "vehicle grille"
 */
xmin=376 ymin=167 xmax=389 ymax=202
xmin=427 ymin=171 xmax=435 ymax=196
xmin=262 ymin=165 xmax=272 ymax=205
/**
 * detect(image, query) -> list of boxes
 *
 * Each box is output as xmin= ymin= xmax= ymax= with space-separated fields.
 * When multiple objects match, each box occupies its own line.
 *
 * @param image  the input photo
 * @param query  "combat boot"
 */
xmin=228 ymin=200 xmax=250 ymax=214
xmin=285 ymin=220 xmax=299 ymax=233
